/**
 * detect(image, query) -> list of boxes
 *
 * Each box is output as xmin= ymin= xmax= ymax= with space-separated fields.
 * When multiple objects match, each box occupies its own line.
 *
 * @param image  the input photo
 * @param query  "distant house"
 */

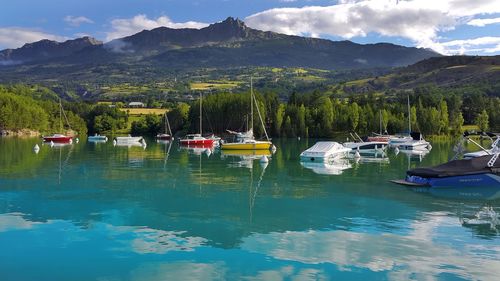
xmin=128 ymin=102 xmax=145 ymax=108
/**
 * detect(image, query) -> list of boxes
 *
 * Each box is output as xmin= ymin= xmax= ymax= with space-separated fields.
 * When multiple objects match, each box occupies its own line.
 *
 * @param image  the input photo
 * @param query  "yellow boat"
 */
xmin=221 ymin=149 xmax=271 ymax=157
xmin=221 ymin=77 xmax=274 ymax=151
xmin=221 ymin=141 xmax=272 ymax=150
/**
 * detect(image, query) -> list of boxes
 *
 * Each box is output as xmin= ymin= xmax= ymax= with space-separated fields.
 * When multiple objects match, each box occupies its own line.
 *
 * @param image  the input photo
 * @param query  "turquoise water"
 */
xmin=0 ymin=137 xmax=499 ymax=280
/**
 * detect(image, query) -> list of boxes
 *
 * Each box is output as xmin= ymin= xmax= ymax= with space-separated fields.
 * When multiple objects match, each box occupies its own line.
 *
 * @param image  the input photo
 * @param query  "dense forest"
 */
xmin=0 ymin=84 xmax=499 ymax=139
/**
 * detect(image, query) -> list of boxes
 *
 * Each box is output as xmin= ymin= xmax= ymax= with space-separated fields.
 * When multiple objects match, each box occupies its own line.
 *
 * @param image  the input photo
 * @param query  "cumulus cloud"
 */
xmin=105 ymin=14 xmax=209 ymax=41
xmin=467 ymin=17 xmax=500 ymax=27
xmin=440 ymin=36 xmax=500 ymax=54
xmin=64 ymin=15 xmax=94 ymax=27
xmin=245 ymin=0 xmax=500 ymax=55
xmin=0 ymin=27 xmax=66 ymax=49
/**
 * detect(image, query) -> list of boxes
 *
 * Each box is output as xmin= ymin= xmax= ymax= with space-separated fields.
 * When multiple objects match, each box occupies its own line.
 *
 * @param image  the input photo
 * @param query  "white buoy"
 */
xmin=113 ymin=139 xmax=117 ymax=146
xmin=205 ymin=148 xmax=212 ymax=157
xmin=260 ymin=155 xmax=269 ymax=163
xmin=33 ymin=144 xmax=40 ymax=154
xmin=75 ymin=137 xmax=79 ymax=143
xmin=298 ymin=136 xmax=301 ymax=141
xmin=271 ymin=145 xmax=277 ymax=153
xmin=69 ymin=138 xmax=73 ymax=144
xmin=394 ymin=146 xmax=400 ymax=155
xmin=50 ymin=141 xmax=54 ymax=147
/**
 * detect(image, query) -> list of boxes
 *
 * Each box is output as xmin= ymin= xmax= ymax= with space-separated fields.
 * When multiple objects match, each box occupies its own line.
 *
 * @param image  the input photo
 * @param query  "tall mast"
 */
xmin=407 ymin=95 xmax=411 ymax=134
xmin=250 ymin=77 xmax=253 ymax=131
xmin=379 ymin=110 xmax=382 ymax=135
xmin=199 ymin=92 xmax=202 ymax=135
xmin=59 ymin=98 xmax=62 ymax=132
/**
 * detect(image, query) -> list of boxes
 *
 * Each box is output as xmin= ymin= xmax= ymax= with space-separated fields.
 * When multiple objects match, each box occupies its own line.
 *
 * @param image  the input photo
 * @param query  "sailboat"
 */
xmin=42 ymin=98 xmax=73 ymax=143
xmin=156 ymin=111 xmax=174 ymax=141
xmin=221 ymin=78 xmax=272 ymax=150
xmin=367 ymin=110 xmax=392 ymax=143
xmin=389 ymin=96 xmax=430 ymax=150
xmin=179 ymin=92 xmax=214 ymax=147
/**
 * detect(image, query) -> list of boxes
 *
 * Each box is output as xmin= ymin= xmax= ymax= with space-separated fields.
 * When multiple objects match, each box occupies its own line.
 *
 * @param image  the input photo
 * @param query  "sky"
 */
xmin=1 ymin=0 xmax=500 ymax=55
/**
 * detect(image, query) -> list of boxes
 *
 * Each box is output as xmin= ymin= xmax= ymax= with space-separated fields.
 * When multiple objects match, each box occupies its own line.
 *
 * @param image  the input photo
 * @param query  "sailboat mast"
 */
xmin=59 ymin=98 xmax=62 ymax=132
xmin=379 ymin=110 xmax=382 ymax=135
xmin=199 ymin=92 xmax=202 ymax=135
xmin=250 ymin=77 xmax=253 ymax=131
xmin=407 ymin=95 xmax=411 ymax=133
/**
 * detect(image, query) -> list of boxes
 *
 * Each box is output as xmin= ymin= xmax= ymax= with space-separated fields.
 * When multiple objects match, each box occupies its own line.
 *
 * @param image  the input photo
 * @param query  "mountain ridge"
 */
xmin=0 ymin=17 xmax=440 ymax=76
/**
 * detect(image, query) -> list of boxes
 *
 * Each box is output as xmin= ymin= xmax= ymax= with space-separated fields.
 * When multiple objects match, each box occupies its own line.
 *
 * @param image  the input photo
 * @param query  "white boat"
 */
xmin=463 ymin=133 xmax=499 ymax=159
xmin=114 ymin=136 xmax=144 ymax=144
xmin=389 ymin=135 xmax=413 ymax=146
xmin=300 ymin=141 xmax=351 ymax=162
xmin=343 ymin=141 xmax=387 ymax=152
xmin=397 ymin=132 xmax=431 ymax=150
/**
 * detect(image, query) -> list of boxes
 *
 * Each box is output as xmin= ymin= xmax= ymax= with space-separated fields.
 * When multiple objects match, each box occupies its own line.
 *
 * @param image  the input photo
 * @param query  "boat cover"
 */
xmin=407 ymin=155 xmax=500 ymax=178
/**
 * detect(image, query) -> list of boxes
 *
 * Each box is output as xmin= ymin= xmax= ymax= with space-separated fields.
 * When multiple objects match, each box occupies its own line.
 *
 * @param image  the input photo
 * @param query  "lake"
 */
xmin=0 ymin=137 xmax=499 ymax=280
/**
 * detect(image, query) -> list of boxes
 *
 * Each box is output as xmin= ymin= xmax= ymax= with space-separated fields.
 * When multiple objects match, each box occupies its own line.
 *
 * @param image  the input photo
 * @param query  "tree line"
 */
xmin=1 ymin=84 xmax=499 ymax=138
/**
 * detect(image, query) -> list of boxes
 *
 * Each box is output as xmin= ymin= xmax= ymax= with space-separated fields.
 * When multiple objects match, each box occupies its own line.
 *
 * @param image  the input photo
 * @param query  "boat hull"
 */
xmin=43 ymin=136 xmax=72 ymax=143
xmin=179 ymin=139 xmax=214 ymax=146
xmin=403 ymin=173 xmax=500 ymax=188
xmin=156 ymin=134 xmax=172 ymax=140
xmin=115 ymin=137 xmax=143 ymax=144
xmin=221 ymin=141 xmax=272 ymax=150
xmin=88 ymin=136 xmax=107 ymax=142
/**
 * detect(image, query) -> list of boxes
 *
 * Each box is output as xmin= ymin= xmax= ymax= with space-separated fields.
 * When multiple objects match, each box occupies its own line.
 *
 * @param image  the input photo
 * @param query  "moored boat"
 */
xmin=300 ymin=141 xmax=351 ymax=162
xmin=343 ymin=141 xmax=387 ymax=152
xmin=88 ymin=134 xmax=108 ymax=142
xmin=156 ymin=112 xmax=174 ymax=141
xmin=42 ymin=98 xmax=73 ymax=143
xmin=114 ymin=136 xmax=144 ymax=144
xmin=180 ymin=92 xmax=215 ymax=147
xmin=221 ymin=78 xmax=272 ymax=151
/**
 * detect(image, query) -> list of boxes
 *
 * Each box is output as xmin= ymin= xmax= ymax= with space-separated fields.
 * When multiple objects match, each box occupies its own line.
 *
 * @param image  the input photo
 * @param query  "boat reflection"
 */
xmin=411 ymin=185 xmax=500 ymax=200
xmin=398 ymin=148 xmax=430 ymax=162
xmin=179 ymin=143 xmax=214 ymax=157
xmin=300 ymin=158 xmax=352 ymax=175
xmin=221 ymin=149 xmax=271 ymax=169
xmin=349 ymin=151 xmax=390 ymax=164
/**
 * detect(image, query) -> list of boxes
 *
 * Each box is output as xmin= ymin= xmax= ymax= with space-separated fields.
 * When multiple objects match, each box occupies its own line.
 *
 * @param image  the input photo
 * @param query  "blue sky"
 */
xmin=1 ymin=0 xmax=500 ymax=55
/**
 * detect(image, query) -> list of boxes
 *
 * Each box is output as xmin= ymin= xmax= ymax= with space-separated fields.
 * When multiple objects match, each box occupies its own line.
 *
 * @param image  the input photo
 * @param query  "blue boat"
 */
xmin=392 ymin=153 xmax=500 ymax=188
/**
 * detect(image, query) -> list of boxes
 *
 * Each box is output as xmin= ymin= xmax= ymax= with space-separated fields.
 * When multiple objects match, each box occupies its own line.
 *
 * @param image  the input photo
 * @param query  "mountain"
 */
xmin=0 ymin=17 xmax=440 ymax=82
xmin=0 ymin=36 xmax=102 ymax=65
xmin=339 ymin=55 xmax=500 ymax=94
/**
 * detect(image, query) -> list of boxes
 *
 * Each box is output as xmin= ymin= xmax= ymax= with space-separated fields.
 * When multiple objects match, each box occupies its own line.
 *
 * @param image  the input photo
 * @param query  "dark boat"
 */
xmin=392 ymin=154 xmax=500 ymax=188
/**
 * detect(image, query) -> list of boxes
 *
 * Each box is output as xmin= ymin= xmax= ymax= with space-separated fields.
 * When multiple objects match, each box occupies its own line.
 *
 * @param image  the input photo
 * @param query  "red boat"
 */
xmin=43 ymin=134 xmax=73 ymax=143
xmin=367 ymin=135 xmax=391 ymax=144
xmin=179 ymin=134 xmax=214 ymax=146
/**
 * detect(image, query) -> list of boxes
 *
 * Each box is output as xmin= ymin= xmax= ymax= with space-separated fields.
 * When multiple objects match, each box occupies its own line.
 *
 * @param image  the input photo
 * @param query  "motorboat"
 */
xmin=114 ymin=136 xmax=144 ymax=144
xmin=463 ymin=133 xmax=499 ymax=159
xmin=300 ymin=141 xmax=351 ymax=162
xmin=388 ymin=135 xmax=413 ymax=146
xmin=221 ymin=78 xmax=273 ymax=151
xmin=88 ymin=134 xmax=108 ymax=142
xmin=344 ymin=141 xmax=387 ymax=153
xmin=391 ymin=153 xmax=500 ymax=188
xmin=179 ymin=92 xmax=214 ymax=147
xmin=343 ymin=132 xmax=387 ymax=153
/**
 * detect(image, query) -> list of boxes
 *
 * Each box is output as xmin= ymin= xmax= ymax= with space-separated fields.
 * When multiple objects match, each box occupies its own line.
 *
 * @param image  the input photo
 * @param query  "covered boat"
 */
xmin=392 ymin=153 xmax=500 ymax=188
xmin=300 ymin=141 xmax=351 ymax=162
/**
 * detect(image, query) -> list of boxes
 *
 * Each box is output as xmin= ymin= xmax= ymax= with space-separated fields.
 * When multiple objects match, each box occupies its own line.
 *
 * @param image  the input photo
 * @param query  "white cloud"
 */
xmin=64 ymin=15 xmax=94 ymax=27
xmin=468 ymin=17 xmax=500 ymax=27
xmin=439 ymin=36 xmax=500 ymax=54
xmin=0 ymin=27 xmax=66 ymax=49
xmin=245 ymin=0 xmax=500 ymax=55
xmin=105 ymin=14 xmax=209 ymax=41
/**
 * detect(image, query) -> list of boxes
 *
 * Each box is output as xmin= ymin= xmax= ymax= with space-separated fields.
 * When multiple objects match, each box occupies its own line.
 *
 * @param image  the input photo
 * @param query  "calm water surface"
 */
xmin=0 ymin=138 xmax=499 ymax=280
